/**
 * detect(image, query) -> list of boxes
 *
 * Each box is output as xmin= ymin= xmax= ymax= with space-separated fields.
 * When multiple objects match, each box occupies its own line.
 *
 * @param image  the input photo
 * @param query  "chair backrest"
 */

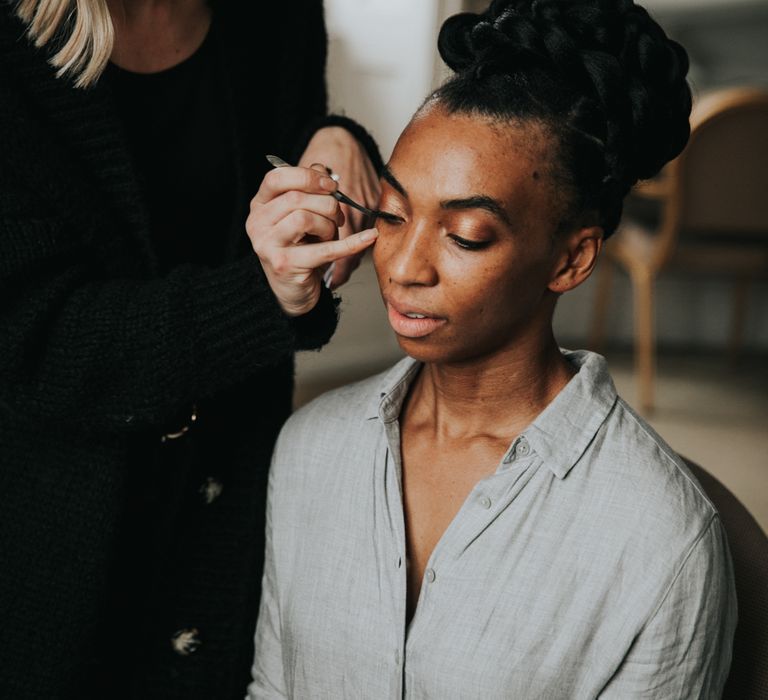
xmin=682 ymin=456 xmax=768 ymax=699
xmin=676 ymin=88 xmax=768 ymax=238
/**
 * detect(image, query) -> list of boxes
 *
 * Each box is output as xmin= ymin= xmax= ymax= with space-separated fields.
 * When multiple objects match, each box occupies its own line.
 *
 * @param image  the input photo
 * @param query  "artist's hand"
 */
xmin=299 ymin=126 xmax=380 ymax=288
xmin=247 ymin=165 xmax=378 ymax=317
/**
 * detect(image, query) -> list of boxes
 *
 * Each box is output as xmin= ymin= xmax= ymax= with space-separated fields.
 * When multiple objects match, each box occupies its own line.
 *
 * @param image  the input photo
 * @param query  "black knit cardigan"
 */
xmin=0 ymin=2 xmax=381 ymax=698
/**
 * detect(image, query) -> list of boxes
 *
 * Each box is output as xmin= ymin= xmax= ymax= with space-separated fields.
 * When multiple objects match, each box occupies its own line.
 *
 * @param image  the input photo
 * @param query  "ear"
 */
xmin=547 ymin=226 xmax=603 ymax=294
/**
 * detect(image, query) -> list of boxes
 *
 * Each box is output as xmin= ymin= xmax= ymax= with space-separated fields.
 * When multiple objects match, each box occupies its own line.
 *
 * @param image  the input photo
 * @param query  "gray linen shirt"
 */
xmin=248 ymin=350 xmax=736 ymax=699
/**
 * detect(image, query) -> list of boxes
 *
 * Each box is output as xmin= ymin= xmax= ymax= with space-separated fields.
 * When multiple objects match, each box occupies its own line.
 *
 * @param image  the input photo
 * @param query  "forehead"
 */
xmin=387 ymin=106 xmax=554 ymax=206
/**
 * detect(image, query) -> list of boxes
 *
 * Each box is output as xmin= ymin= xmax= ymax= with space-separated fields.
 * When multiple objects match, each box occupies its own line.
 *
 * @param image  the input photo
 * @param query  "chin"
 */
xmin=394 ymin=333 xmax=492 ymax=366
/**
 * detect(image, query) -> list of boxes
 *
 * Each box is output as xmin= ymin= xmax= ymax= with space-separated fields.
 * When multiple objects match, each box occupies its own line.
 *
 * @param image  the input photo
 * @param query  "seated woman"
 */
xmin=249 ymin=0 xmax=736 ymax=697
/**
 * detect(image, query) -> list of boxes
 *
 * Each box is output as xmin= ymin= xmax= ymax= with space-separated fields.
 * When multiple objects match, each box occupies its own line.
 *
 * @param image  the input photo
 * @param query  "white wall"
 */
xmin=324 ymin=0 xmax=463 ymax=159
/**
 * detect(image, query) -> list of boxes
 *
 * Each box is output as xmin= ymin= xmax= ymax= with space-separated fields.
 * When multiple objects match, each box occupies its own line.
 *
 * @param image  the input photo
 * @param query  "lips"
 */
xmin=385 ymin=298 xmax=446 ymax=339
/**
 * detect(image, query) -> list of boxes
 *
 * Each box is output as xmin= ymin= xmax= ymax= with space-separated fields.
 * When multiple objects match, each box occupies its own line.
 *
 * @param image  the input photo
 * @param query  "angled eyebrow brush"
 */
xmin=265 ymin=154 xmax=400 ymax=223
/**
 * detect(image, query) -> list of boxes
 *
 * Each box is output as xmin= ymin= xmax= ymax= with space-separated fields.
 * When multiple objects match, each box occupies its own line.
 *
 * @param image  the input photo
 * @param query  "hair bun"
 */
xmin=438 ymin=1 xmax=561 ymax=80
xmin=437 ymin=12 xmax=487 ymax=73
xmin=437 ymin=0 xmax=691 ymax=191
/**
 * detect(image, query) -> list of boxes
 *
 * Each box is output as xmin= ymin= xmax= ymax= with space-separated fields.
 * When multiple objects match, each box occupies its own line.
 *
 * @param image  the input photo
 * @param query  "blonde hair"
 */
xmin=16 ymin=0 xmax=114 ymax=88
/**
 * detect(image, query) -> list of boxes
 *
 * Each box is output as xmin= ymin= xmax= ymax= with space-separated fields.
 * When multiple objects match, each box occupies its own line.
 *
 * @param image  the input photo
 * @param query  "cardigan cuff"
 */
xmin=291 ymin=284 xmax=340 ymax=351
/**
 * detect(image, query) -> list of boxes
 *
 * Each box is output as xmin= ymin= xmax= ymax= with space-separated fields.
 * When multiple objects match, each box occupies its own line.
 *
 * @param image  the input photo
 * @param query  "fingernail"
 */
xmin=360 ymin=228 xmax=379 ymax=242
xmin=320 ymin=176 xmax=337 ymax=192
xmin=324 ymin=166 xmax=340 ymax=182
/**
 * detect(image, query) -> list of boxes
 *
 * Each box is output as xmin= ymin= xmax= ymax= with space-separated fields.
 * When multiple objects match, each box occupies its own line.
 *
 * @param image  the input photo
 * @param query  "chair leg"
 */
xmin=631 ymin=267 xmax=656 ymax=414
xmin=588 ymin=258 xmax=614 ymax=351
xmin=728 ymin=278 xmax=750 ymax=365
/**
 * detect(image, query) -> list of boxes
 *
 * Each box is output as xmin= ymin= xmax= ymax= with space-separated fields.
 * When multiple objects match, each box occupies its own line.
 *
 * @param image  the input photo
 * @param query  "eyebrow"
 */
xmin=381 ymin=165 xmax=512 ymax=227
xmin=381 ymin=165 xmax=407 ymax=197
xmin=440 ymin=196 xmax=512 ymax=227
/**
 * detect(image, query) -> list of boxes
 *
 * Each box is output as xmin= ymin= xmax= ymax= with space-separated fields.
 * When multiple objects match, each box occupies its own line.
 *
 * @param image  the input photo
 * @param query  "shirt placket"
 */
xmin=402 ymin=435 xmax=540 ymax=695
xmin=381 ymin=417 xmax=408 ymax=700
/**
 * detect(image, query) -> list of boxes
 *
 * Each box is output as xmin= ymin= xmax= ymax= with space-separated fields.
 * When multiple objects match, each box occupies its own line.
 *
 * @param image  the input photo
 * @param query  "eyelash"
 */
xmin=376 ymin=214 xmax=490 ymax=252
xmin=375 ymin=211 xmax=405 ymax=225
xmin=448 ymin=234 xmax=491 ymax=251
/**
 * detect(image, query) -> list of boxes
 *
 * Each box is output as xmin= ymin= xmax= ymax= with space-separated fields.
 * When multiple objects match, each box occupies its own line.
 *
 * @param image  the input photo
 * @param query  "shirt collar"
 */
xmin=524 ymin=350 xmax=618 ymax=479
xmin=366 ymin=350 xmax=617 ymax=480
xmin=365 ymin=356 xmax=421 ymax=423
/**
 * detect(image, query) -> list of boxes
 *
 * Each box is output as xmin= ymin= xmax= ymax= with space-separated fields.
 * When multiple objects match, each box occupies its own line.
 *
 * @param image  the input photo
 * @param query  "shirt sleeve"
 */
xmin=598 ymin=515 xmax=737 ymax=699
xmin=247 ymin=447 xmax=289 ymax=699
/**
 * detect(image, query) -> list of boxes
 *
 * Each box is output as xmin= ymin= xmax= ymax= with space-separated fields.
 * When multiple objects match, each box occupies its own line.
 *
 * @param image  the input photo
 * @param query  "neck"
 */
xmin=108 ymin=0 xmax=195 ymax=18
xmin=108 ymin=0 xmax=210 ymax=73
xmin=408 ymin=331 xmax=574 ymax=442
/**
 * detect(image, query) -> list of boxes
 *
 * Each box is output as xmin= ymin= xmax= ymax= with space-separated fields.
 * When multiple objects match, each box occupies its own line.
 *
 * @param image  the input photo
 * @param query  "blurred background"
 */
xmin=295 ymin=0 xmax=768 ymax=531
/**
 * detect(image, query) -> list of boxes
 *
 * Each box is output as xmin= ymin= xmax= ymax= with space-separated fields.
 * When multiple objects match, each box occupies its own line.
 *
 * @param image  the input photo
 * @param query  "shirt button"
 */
xmin=479 ymin=496 xmax=492 ymax=509
xmin=425 ymin=568 xmax=436 ymax=583
xmin=171 ymin=628 xmax=202 ymax=656
xmin=396 ymin=556 xmax=402 ymax=569
xmin=199 ymin=477 xmax=223 ymax=504
xmin=517 ymin=437 xmax=530 ymax=457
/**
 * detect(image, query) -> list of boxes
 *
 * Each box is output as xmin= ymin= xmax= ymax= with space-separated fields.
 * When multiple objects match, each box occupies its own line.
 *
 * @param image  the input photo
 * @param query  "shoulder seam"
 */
xmin=638 ymin=513 xmax=719 ymax=631
xmin=615 ymin=397 xmax=717 ymax=516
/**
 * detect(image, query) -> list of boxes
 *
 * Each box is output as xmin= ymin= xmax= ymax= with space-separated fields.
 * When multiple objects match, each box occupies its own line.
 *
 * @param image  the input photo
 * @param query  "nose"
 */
xmin=385 ymin=220 xmax=438 ymax=287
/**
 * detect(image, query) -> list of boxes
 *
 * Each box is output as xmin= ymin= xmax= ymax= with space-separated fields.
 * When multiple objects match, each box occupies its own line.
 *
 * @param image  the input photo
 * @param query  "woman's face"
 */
xmin=373 ymin=106 xmax=582 ymax=365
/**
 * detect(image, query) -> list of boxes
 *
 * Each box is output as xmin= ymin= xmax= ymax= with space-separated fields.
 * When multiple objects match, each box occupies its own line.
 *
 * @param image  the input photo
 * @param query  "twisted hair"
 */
xmin=431 ymin=0 xmax=691 ymax=237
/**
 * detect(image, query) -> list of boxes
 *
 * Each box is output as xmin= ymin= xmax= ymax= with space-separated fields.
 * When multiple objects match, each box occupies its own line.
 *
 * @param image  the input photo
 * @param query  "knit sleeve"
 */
xmin=0 ymin=2 xmax=345 ymax=433
xmin=0 ymin=214 xmax=336 ymax=432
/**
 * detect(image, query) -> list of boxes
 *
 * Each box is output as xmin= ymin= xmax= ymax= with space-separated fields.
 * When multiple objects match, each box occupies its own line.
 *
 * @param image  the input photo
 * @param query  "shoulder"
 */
xmin=0 ymin=2 xmax=23 ymax=43
xmin=273 ymin=357 xmax=410 ymax=462
xmin=267 ymin=359 xmax=410 ymax=506
xmin=612 ymin=397 xmax=714 ymax=510
xmin=0 ymin=4 xmax=47 ymax=81
xmin=588 ymin=395 xmax=718 ymax=552
xmin=279 ymin=361 xmax=402 ymax=440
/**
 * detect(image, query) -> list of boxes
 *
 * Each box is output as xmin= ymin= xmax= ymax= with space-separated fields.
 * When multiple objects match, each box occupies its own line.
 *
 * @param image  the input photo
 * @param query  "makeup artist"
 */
xmin=0 ymin=1 xmax=381 ymax=698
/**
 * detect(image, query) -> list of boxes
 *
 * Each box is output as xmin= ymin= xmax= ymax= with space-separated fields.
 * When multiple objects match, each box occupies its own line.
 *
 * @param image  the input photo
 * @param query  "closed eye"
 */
xmin=448 ymin=234 xmax=491 ymax=251
xmin=376 ymin=211 xmax=405 ymax=224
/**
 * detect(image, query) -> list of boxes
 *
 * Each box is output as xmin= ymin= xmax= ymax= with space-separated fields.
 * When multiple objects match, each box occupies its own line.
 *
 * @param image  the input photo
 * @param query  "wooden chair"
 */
xmin=590 ymin=87 xmax=768 ymax=412
xmin=682 ymin=457 xmax=768 ymax=699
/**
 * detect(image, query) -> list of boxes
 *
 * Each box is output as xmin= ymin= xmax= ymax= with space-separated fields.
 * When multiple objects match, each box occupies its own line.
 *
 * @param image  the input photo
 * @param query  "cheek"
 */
xmin=447 ymin=257 xmax=547 ymax=327
xmin=372 ymin=231 xmax=399 ymax=283
xmin=371 ymin=239 xmax=388 ymax=285
xmin=440 ymin=258 xmax=508 ymax=320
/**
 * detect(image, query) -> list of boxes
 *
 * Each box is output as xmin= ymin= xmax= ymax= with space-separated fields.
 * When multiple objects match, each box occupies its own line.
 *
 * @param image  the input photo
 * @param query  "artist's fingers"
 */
xmin=308 ymin=162 xmax=332 ymax=175
xmin=289 ymin=228 xmax=378 ymax=269
xmin=338 ymin=205 xmax=369 ymax=238
xmin=258 ymin=191 xmax=344 ymax=228
xmin=271 ymin=209 xmax=339 ymax=245
xmin=253 ymin=166 xmax=337 ymax=205
xmin=328 ymin=251 xmax=364 ymax=289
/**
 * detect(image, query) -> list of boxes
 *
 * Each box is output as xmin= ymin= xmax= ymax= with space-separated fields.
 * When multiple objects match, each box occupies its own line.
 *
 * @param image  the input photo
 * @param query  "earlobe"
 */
xmin=548 ymin=226 xmax=603 ymax=293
